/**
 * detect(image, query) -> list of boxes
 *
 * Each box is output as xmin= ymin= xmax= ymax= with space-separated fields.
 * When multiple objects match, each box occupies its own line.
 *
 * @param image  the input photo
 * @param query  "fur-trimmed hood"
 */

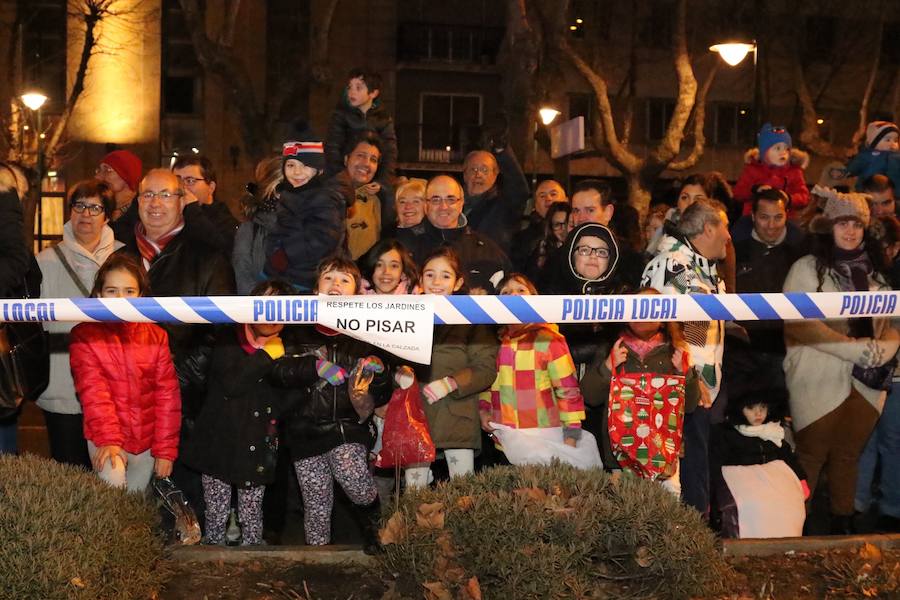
xmin=744 ymin=147 xmax=810 ymax=170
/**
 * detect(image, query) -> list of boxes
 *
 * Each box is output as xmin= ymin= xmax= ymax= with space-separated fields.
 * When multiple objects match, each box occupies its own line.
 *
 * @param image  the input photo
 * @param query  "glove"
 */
xmin=359 ymin=356 xmax=384 ymax=374
xmin=395 ymin=366 xmax=415 ymax=389
xmin=422 ymin=376 xmax=458 ymax=404
xmin=316 ymin=359 xmax=347 ymax=386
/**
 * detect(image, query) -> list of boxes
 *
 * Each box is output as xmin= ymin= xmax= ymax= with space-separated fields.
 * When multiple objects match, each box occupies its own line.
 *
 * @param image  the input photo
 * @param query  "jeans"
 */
xmin=856 ymin=385 xmax=900 ymax=518
xmin=87 ymin=441 xmax=156 ymax=493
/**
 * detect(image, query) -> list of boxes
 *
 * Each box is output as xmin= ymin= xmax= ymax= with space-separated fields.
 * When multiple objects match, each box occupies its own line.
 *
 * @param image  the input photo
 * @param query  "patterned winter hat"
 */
xmin=866 ymin=121 xmax=899 ymax=149
xmin=757 ymin=123 xmax=792 ymax=159
xmin=282 ymin=141 xmax=325 ymax=171
xmin=812 ymin=184 xmax=871 ymax=227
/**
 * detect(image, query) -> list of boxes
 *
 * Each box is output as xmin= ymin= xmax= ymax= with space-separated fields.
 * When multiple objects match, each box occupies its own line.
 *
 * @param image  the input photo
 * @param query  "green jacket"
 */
xmin=421 ymin=324 xmax=499 ymax=450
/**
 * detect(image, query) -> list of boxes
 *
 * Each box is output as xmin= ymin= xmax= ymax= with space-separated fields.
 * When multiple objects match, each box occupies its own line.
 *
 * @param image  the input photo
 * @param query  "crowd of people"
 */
xmin=1 ymin=67 xmax=899 ymax=547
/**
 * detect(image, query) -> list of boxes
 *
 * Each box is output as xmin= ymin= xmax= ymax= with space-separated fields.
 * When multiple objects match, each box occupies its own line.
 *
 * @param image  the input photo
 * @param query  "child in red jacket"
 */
xmin=70 ymin=254 xmax=181 ymax=493
xmin=733 ymin=123 xmax=810 ymax=218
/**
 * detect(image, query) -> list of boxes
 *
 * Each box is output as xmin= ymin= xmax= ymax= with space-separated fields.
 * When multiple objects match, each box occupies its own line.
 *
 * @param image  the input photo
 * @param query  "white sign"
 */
xmin=316 ymin=294 xmax=435 ymax=365
xmin=551 ymin=116 xmax=586 ymax=158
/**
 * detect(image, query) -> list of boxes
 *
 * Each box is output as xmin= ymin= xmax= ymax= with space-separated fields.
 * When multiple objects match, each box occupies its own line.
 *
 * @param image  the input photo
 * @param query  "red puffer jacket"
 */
xmin=70 ymin=321 xmax=181 ymax=461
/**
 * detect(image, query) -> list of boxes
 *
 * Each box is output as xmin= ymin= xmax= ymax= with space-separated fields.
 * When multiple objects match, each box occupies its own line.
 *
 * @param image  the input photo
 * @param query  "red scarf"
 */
xmin=134 ymin=221 xmax=184 ymax=270
xmin=621 ymin=330 xmax=665 ymax=362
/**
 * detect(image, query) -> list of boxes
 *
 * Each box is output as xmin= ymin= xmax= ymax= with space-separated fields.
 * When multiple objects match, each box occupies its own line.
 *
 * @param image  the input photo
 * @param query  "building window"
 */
xmin=397 ymin=23 xmax=503 ymax=64
xmin=162 ymin=0 xmax=202 ymax=115
xmin=712 ymin=103 xmax=754 ymax=146
xmin=646 ymin=98 xmax=675 ymax=141
xmin=419 ymin=94 xmax=482 ymax=162
xmin=18 ymin=0 xmax=67 ymax=108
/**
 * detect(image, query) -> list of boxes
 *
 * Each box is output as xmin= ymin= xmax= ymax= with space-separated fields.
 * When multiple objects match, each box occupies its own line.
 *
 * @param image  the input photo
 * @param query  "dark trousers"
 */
xmin=680 ymin=406 xmax=711 ymax=518
xmin=42 ymin=410 xmax=91 ymax=470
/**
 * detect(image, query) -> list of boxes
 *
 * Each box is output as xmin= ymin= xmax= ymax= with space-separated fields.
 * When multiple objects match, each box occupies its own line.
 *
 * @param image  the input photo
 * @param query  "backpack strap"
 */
xmin=52 ymin=245 xmax=91 ymax=297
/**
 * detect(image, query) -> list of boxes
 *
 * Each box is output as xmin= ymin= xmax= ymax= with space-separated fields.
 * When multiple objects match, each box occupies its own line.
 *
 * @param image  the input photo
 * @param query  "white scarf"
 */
xmin=735 ymin=422 xmax=784 ymax=447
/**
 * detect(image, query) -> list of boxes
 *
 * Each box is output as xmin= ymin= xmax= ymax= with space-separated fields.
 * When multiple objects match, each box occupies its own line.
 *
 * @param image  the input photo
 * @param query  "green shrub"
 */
xmin=378 ymin=463 xmax=729 ymax=600
xmin=0 ymin=453 xmax=168 ymax=599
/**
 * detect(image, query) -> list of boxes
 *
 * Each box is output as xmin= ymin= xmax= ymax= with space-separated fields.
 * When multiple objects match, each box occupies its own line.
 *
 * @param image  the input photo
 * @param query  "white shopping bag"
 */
xmin=489 ymin=423 xmax=603 ymax=470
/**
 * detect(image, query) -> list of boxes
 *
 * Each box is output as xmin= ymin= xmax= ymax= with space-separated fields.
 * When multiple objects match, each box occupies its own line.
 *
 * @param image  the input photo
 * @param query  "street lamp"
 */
xmin=709 ymin=42 xmax=756 ymax=67
xmin=533 ymin=105 xmax=561 ymax=187
xmin=21 ymin=91 xmax=48 ymax=247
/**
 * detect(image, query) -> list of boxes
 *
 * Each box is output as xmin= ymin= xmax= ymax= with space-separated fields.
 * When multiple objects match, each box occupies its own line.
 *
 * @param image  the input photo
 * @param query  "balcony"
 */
xmin=396 ymin=122 xmax=485 ymax=167
xmin=396 ymin=22 xmax=504 ymax=68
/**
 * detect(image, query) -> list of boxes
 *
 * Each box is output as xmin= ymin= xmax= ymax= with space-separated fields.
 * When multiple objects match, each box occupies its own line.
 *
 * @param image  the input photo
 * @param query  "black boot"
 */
xmin=355 ymin=498 xmax=383 ymax=555
xmin=830 ymin=513 xmax=855 ymax=536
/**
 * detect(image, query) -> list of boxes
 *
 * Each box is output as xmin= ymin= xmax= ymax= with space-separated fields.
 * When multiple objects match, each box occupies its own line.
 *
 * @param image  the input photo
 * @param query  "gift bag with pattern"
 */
xmin=607 ymin=352 xmax=689 ymax=480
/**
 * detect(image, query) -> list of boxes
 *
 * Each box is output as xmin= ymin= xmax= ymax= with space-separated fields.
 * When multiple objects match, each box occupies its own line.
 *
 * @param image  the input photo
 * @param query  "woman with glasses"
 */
xmin=524 ymin=202 xmax=571 ymax=283
xmin=35 ymin=180 xmax=122 ymax=468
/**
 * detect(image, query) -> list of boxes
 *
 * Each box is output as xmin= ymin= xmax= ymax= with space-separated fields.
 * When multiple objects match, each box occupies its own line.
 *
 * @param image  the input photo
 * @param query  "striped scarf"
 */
xmin=134 ymin=221 xmax=184 ymax=271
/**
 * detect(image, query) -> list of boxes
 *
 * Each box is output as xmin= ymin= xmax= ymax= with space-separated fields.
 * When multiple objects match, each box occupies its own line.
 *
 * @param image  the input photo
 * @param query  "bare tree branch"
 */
xmin=179 ymin=0 xmax=269 ymax=160
xmin=849 ymin=10 xmax=884 ymax=148
xmin=218 ymin=0 xmax=241 ymax=47
xmin=669 ymin=61 xmax=719 ymax=171
xmin=651 ymin=0 xmax=696 ymax=164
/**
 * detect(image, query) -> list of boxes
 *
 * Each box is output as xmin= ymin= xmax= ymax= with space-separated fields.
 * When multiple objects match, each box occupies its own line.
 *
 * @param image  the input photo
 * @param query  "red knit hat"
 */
xmin=100 ymin=150 xmax=142 ymax=192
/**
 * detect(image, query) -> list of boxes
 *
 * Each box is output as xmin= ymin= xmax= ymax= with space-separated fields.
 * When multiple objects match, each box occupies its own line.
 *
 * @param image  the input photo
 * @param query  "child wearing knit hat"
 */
xmin=847 ymin=120 xmax=900 ymax=197
xmin=734 ymin=123 xmax=811 ymax=218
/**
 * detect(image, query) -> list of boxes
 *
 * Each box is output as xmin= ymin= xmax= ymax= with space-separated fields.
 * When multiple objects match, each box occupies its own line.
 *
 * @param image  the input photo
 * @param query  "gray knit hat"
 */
xmin=812 ymin=184 xmax=871 ymax=227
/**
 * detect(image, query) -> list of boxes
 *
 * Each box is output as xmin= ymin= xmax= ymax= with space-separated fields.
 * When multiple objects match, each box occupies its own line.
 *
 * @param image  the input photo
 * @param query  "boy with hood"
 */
xmin=847 ymin=120 xmax=900 ymax=197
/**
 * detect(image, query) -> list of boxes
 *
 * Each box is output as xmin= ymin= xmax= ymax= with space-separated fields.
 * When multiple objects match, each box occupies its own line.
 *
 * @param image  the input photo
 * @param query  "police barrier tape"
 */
xmin=0 ymin=291 xmax=898 ymax=325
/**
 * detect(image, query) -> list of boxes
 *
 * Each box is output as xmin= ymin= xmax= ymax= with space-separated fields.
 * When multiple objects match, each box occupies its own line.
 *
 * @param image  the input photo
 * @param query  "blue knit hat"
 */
xmin=757 ymin=123 xmax=791 ymax=159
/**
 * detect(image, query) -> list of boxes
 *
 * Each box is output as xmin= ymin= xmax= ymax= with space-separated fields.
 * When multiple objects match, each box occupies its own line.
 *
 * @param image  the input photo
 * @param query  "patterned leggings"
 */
xmin=293 ymin=443 xmax=377 ymax=546
xmin=201 ymin=474 xmax=265 ymax=545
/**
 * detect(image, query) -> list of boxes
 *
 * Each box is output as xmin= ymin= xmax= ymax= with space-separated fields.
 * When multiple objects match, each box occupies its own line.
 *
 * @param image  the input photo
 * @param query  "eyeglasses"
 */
xmin=465 ymin=166 xmax=492 ymax=175
xmin=177 ymin=176 xmax=207 ymax=186
xmin=70 ymin=202 xmax=105 ymax=216
xmin=551 ymin=221 xmax=568 ymax=230
xmin=574 ymin=245 xmax=610 ymax=258
xmin=94 ymin=164 xmax=114 ymax=177
xmin=139 ymin=190 xmax=183 ymax=202
xmin=427 ymin=196 xmax=462 ymax=207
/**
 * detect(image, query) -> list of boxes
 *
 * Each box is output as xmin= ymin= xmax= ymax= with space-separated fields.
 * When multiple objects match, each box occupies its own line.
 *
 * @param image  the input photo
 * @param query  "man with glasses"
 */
xmin=118 ymin=168 xmax=235 ymax=527
xmin=461 ymin=141 xmax=529 ymax=254
xmin=397 ymin=174 xmax=511 ymax=293
xmin=172 ymin=155 xmax=239 ymax=254
xmin=95 ymin=149 xmax=142 ymax=221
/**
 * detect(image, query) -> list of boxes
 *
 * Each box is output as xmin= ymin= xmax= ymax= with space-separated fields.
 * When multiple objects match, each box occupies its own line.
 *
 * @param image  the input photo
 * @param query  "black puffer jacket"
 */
xmin=264 ymin=176 xmax=347 ymax=291
xmin=178 ymin=326 xmax=312 ymax=487
xmin=119 ymin=229 xmax=235 ymax=418
xmin=396 ymin=217 xmax=512 ymax=293
xmin=0 ymin=189 xmax=31 ymax=297
xmin=712 ymin=423 xmax=806 ymax=482
xmin=281 ymin=326 xmax=392 ymax=460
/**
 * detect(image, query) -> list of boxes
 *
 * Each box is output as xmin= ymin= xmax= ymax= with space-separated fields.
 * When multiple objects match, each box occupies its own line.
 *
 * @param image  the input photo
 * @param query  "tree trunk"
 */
xmin=627 ymin=173 xmax=652 ymax=219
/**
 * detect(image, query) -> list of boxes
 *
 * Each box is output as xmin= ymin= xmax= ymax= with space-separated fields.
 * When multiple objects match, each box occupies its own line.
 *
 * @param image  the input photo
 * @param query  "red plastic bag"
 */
xmin=374 ymin=378 xmax=436 ymax=468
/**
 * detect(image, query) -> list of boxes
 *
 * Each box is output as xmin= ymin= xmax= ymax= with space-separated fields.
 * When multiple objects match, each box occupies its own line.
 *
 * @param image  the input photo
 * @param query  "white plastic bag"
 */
xmin=489 ymin=423 xmax=603 ymax=470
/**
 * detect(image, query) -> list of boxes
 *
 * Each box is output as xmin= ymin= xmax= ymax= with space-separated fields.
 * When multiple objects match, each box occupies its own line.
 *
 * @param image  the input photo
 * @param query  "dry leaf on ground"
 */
xmin=423 ymin=580 xmax=453 ymax=600
xmin=380 ymin=512 xmax=407 ymax=545
xmin=417 ymin=502 xmax=446 ymax=529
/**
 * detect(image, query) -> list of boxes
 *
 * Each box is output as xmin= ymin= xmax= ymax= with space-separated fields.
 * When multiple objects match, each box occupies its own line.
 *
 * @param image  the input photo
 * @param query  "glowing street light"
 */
xmin=20 ymin=92 xmax=48 ymax=111
xmin=539 ymin=107 xmax=561 ymax=126
xmin=709 ymin=42 xmax=756 ymax=67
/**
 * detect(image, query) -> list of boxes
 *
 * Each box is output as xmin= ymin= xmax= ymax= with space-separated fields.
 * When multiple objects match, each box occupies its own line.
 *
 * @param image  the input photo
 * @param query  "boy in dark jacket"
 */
xmin=324 ymin=68 xmax=397 ymax=186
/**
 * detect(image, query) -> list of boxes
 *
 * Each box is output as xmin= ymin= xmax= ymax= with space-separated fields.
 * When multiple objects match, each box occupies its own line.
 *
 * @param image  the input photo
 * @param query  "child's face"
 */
xmin=628 ymin=320 xmax=661 ymax=340
xmin=572 ymin=235 xmax=610 ymax=280
xmin=317 ymin=269 xmax=357 ymax=296
xmin=284 ymin=159 xmax=317 ymax=188
xmin=251 ymin=322 xmax=284 ymax=338
xmin=875 ymin=132 xmax=899 ymax=152
xmin=742 ymin=403 xmax=768 ymax=426
xmin=422 ymin=257 xmax=463 ymax=295
xmin=99 ymin=269 xmax=140 ymax=298
xmin=347 ymin=77 xmax=378 ymax=110
xmin=764 ymin=142 xmax=790 ymax=167
xmin=499 ymin=278 xmax=532 ymax=296
xmin=373 ymin=249 xmax=403 ymax=294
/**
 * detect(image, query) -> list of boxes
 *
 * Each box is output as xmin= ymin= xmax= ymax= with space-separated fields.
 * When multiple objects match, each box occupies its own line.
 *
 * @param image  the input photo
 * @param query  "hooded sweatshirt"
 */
xmin=560 ymin=223 xmax=621 ymax=294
